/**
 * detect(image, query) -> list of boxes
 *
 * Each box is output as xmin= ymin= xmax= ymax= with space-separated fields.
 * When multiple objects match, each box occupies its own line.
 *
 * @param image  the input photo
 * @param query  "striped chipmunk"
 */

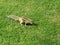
xmin=7 ymin=15 xmax=33 ymax=25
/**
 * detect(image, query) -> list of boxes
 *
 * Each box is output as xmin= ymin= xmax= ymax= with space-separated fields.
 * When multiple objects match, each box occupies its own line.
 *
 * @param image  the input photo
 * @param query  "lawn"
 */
xmin=0 ymin=0 xmax=60 ymax=45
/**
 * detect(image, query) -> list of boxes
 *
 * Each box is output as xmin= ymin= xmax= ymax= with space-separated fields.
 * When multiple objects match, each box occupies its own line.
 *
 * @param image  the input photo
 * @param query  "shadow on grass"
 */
xmin=22 ymin=23 xmax=38 ymax=26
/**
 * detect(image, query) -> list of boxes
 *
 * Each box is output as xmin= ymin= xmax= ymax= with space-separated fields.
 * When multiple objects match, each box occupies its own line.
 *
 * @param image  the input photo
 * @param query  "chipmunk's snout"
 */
xmin=28 ymin=21 xmax=33 ymax=25
xmin=30 ymin=22 xmax=33 ymax=24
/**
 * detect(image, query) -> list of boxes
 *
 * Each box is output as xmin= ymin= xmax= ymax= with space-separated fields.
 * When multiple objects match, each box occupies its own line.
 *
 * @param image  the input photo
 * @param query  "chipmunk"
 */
xmin=7 ymin=15 xmax=33 ymax=25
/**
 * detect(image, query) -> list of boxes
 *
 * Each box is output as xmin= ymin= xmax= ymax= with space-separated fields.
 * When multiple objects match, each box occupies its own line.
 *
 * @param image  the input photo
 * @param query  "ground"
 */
xmin=0 ymin=0 xmax=60 ymax=45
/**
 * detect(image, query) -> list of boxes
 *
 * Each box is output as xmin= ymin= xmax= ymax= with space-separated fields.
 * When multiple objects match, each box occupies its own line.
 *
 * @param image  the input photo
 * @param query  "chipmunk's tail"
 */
xmin=7 ymin=15 xmax=20 ymax=21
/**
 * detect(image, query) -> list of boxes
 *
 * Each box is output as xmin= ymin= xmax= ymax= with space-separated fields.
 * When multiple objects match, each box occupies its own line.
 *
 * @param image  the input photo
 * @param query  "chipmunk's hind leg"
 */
xmin=20 ymin=21 xmax=26 ymax=26
xmin=20 ymin=22 xmax=23 ymax=26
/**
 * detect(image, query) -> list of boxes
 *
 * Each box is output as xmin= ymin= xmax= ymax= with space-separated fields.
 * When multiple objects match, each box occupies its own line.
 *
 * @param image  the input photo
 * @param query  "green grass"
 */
xmin=0 ymin=0 xmax=60 ymax=45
